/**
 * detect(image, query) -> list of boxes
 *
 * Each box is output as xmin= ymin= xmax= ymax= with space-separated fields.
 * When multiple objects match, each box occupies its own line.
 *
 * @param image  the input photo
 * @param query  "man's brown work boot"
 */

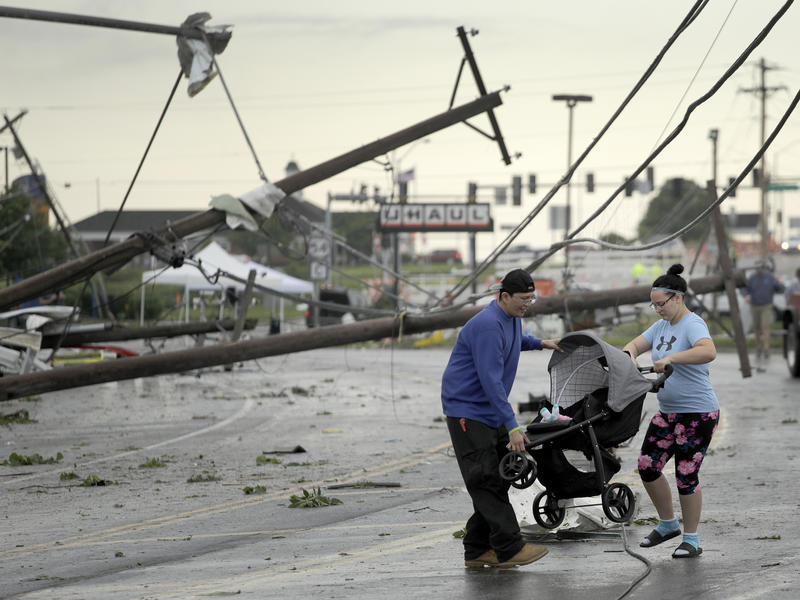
xmin=497 ymin=544 xmax=548 ymax=568
xmin=464 ymin=549 xmax=499 ymax=568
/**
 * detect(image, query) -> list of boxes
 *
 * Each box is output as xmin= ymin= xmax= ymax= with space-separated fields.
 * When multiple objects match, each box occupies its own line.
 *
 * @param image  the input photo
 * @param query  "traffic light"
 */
xmin=586 ymin=172 xmax=594 ymax=193
xmin=727 ymin=176 xmax=737 ymax=198
xmin=528 ymin=174 xmax=536 ymax=194
xmin=624 ymin=177 xmax=634 ymax=197
xmin=752 ymin=167 xmax=761 ymax=188
xmin=512 ymin=175 xmax=522 ymax=206
xmin=467 ymin=181 xmax=477 ymax=202
xmin=399 ymin=181 xmax=408 ymax=203
xmin=646 ymin=166 xmax=655 ymax=191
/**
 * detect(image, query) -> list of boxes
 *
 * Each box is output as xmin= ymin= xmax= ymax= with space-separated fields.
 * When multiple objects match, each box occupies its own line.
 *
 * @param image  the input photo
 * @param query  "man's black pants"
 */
xmin=447 ymin=417 xmax=524 ymax=562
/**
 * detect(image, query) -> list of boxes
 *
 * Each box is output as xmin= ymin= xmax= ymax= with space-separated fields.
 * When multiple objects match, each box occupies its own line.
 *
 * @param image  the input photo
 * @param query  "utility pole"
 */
xmin=708 ymin=128 xmax=719 ymax=334
xmin=740 ymin=58 xmax=786 ymax=260
xmin=552 ymin=94 xmax=592 ymax=289
xmin=0 ymin=273 xmax=744 ymax=401
xmin=0 ymin=92 xmax=505 ymax=311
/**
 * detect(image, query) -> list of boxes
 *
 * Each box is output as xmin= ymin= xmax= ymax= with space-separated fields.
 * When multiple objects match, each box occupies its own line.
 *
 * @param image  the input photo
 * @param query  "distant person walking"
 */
xmin=785 ymin=267 xmax=800 ymax=302
xmin=623 ymin=264 xmax=719 ymax=559
xmin=441 ymin=269 xmax=561 ymax=569
xmin=743 ymin=261 xmax=784 ymax=362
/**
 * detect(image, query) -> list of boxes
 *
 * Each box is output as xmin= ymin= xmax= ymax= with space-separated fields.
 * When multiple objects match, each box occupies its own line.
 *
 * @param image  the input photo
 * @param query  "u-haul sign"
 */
xmin=378 ymin=203 xmax=493 ymax=232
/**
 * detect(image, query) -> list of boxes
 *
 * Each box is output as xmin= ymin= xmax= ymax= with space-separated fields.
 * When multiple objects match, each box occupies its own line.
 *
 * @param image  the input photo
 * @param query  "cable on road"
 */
xmin=615 ymin=524 xmax=653 ymax=600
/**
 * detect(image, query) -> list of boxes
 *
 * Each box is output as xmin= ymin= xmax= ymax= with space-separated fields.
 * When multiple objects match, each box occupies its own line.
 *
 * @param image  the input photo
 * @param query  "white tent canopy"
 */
xmin=139 ymin=241 xmax=313 ymax=325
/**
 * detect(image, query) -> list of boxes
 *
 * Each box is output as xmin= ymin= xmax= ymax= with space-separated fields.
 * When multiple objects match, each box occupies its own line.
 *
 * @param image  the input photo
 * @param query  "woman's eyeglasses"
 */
xmin=649 ymin=293 xmax=675 ymax=310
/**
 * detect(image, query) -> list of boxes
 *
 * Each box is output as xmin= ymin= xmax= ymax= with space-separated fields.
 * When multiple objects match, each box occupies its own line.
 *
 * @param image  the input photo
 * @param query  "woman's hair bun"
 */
xmin=667 ymin=263 xmax=684 ymax=276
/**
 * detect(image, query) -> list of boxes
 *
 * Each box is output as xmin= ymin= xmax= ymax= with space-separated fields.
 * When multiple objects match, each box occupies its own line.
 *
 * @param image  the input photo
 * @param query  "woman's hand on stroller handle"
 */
xmin=638 ymin=363 xmax=674 ymax=390
xmin=638 ymin=363 xmax=674 ymax=374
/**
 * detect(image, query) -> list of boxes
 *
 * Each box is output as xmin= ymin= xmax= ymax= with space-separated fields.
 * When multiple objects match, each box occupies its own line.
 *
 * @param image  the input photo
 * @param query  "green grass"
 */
xmin=0 ymin=409 xmax=36 ymax=427
xmin=187 ymin=471 xmax=222 ymax=483
xmin=2 ymin=452 xmax=63 ymax=466
xmin=288 ymin=487 xmax=342 ymax=508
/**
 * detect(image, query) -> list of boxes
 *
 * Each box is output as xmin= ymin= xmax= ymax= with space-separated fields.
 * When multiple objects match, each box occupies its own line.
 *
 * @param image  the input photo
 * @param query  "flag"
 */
xmin=397 ymin=168 xmax=415 ymax=183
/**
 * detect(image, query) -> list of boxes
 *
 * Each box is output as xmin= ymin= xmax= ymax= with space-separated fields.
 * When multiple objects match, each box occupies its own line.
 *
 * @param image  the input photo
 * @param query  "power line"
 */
xmin=438 ymin=0 xmax=713 ymax=306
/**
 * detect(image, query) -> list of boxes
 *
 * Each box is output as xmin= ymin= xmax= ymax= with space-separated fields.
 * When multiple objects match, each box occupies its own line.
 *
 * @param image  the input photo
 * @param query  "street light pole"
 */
xmin=552 ymin=94 xmax=592 ymax=289
xmin=708 ymin=128 xmax=720 ymax=333
xmin=3 ymin=146 xmax=8 ymax=192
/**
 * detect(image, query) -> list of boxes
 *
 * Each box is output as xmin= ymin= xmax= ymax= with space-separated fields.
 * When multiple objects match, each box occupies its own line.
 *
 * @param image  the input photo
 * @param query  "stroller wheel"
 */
xmin=510 ymin=460 xmax=537 ymax=489
xmin=498 ymin=451 xmax=531 ymax=482
xmin=533 ymin=490 xmax=565 ymax=529
xmin=602 ymin=482 xmax=636 ymax=523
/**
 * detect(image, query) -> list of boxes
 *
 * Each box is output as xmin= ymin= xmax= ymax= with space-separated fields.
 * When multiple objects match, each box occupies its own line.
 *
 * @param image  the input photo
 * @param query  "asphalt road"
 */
xmin=1 ymin=343 xmax=798 ymax=599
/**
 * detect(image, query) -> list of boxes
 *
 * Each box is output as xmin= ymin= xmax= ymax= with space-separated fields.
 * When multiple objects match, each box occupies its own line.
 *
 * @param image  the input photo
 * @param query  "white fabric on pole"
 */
xmin=210 ymin=194 xmax=259 ymax=231
xmin=209 ymin=182 xmax=283 ymax=231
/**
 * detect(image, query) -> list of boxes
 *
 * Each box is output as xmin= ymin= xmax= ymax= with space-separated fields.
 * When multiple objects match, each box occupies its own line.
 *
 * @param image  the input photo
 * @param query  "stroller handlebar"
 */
xmin=638 ymin=364 xmax=674 ymax=390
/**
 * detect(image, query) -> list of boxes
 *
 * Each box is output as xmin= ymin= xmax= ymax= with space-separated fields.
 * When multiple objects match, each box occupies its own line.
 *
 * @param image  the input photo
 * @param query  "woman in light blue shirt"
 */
xmin=623 ymin=264 xmax=719 ymax=559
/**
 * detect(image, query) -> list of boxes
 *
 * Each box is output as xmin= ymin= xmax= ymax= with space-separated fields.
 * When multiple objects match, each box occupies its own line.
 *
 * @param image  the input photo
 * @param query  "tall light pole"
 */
xmin=2 ymin=146 xmax=8 ymax=192
xmin=708 ymin=127 xmax=720 ymax=266
xmin=552 ymin=94 xmax=592 ymax=289
xmin=708 ymin=128 xmax=720 ymax=333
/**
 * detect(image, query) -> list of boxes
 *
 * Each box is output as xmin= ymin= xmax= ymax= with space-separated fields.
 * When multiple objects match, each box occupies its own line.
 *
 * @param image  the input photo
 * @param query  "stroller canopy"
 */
xmin=547 ymin=331 xmax=654 ymax=412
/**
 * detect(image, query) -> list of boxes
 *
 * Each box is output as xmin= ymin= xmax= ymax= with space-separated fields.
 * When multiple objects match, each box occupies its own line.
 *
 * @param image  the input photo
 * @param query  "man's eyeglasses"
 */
xmin=649 ymin=293 xmax=675 ymax=310
xmin=513 ymin=294 xmax=536 ymax=305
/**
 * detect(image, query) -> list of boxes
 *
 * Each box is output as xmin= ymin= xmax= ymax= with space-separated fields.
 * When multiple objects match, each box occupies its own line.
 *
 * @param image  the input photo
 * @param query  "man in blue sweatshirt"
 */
xmin=441 ymin=269 xmax=561 ymax=569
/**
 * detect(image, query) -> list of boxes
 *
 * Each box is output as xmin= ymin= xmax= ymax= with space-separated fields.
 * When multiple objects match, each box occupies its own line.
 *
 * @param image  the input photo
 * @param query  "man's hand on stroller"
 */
xmin=542 ymin=339 xmax=563 ymax=352
xmin=507 ymin=429 xmax=530 ymax=452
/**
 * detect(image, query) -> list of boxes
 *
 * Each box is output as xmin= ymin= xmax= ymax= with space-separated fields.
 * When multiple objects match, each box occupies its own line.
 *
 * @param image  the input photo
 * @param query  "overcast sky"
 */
xmin=2 ymin=1 xmax=799 ymax=260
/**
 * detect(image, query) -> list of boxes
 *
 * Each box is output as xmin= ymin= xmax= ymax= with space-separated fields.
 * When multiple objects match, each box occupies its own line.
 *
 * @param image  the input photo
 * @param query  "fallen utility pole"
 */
xmin=0 ymin=5 xmax=231 ymax=43
xmin=0 ymin=273 xmax=743 ymax=400
xmin=0 ymin=92 xmax=504 ymax=311
xmin=39 ymin=318 xmax=257 ymax=349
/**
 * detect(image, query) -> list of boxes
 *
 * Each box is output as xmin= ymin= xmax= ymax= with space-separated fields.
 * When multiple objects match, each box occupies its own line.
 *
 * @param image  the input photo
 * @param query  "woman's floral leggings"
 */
xmin=637 ymin=410 xmax=719 ymax=495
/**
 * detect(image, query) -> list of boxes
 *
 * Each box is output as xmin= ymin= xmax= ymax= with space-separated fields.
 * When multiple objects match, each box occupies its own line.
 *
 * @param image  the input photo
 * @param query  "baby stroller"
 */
xmin=499 ymin=331 xmax=671 ymax=529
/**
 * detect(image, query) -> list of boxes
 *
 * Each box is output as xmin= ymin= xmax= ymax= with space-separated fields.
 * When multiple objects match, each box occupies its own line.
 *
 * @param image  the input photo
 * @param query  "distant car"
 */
xmin=494 ymin=244 xmax=546 ymax=271
xmin=305 ymin=287 xmax=368 ymax=327
xmin=414 ymin=249 xmax=462 ymax=265
xmin=781 ymin=237 xmax=800 ymax=254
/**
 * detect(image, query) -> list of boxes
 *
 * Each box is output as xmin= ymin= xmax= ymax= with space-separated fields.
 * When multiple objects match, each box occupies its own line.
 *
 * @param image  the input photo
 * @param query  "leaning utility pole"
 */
xmin=707 ymin=181 xmax=751 ymax=377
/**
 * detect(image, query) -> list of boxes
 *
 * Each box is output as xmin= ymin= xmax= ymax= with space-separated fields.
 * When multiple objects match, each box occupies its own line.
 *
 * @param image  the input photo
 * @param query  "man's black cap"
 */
xmin=500 ymin=269 xmax=534 ymax=294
